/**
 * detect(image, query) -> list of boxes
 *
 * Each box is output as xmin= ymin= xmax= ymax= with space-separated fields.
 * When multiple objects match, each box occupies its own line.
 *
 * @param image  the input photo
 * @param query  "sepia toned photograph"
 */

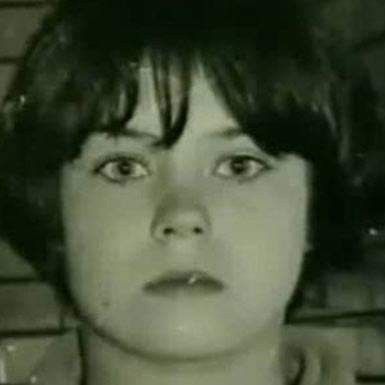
xmin=0 ymin=0 xmax=385 ymax=384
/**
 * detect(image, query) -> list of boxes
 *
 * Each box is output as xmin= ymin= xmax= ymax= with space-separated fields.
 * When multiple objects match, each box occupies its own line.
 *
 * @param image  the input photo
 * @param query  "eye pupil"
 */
xmin=95 ymin=156 xmax=149 ymax=184
xmin=117 ymin=161 xmax=132 ymax=175
xmin=213 ymin=155 xmax=266 ymax=180
xmin=231 ymin=158 xmax=247 ymax=174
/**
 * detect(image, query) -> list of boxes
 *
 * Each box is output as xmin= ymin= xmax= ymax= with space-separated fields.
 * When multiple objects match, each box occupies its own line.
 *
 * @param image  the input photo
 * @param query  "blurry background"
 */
xmin=0 ymin=0 xmax=385 ymax=383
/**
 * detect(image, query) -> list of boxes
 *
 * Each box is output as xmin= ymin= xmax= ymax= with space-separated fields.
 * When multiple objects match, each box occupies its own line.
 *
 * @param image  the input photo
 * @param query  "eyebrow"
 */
xmin=107 ymin=127 xmax=161 ymax=144
xmin=207 ymin=127 xmax=249 ymax=140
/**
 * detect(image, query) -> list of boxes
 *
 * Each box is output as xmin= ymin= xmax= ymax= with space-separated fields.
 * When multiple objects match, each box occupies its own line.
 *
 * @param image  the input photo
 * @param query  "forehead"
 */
xmin=128 ymin=62 xmax=240 ymax=140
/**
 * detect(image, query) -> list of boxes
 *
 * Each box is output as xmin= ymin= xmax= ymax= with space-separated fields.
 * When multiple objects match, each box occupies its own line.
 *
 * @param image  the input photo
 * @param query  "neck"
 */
xmin=81 ymin=326 xmax=285 ymax=385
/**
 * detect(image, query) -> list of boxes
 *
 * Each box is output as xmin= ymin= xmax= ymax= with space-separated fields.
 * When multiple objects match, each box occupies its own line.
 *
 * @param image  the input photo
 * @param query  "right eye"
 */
xmin=94 ymin=156 xmax=150 ymax=184
xmin=213 ymin=155 xmax=269 ymax=181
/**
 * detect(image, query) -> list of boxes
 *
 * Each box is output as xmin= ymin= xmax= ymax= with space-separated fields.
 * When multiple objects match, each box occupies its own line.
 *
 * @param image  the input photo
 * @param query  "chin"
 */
xmin=127 ymin=333 xmax=247 ymax=361
xmin=109 ymin=312 xmax=267 ymax=361
xmin=142 ymin=329 xmax=241 ymax=360
xmin=81 ymin=295 xmax=284 ymax=361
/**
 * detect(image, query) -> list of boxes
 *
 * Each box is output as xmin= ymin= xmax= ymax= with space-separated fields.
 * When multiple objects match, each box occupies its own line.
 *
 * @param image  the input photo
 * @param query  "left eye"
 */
xmin=214 ymin=155 xmax=268 ymax=180
xmin=95 ymin=157 xmax=150 ymax=184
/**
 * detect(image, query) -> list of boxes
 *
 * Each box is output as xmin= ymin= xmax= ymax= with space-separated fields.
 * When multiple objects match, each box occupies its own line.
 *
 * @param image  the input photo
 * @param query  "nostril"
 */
xmin=163 ymin=227 xmax=175 ymax=235
xmin=193 ymin=227 xmax=203 ymax=234
xmin=162 ymin=226 xmax=204 ymax=237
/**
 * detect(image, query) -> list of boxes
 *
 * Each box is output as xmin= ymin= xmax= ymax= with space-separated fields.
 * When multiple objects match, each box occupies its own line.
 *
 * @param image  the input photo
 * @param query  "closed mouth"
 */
xmin=144 ymin=270 xmax=225 ymax=296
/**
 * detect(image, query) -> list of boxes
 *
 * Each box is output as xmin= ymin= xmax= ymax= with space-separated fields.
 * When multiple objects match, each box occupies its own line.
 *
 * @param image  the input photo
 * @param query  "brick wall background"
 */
xmin=0 ymin=0 xmax=385 ymax=382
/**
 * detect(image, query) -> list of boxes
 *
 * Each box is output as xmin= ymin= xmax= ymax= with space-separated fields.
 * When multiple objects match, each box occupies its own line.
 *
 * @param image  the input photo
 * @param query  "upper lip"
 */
xmin=144 ymin=270 xmax=225 ymax=294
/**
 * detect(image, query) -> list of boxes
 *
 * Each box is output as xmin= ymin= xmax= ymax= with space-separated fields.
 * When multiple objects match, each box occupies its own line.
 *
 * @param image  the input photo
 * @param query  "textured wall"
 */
xmin=0 ymin=0 xmax=50 ymax=278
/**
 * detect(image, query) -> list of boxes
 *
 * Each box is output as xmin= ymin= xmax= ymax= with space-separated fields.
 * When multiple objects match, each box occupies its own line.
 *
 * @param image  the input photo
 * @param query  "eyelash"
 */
xmin=93 ymin=153 xmax=151 ymax=184
xmin=92 ymin=153 xmax=272 ymax=184
xmin=213 ymin=154 xmax=271 ymax=181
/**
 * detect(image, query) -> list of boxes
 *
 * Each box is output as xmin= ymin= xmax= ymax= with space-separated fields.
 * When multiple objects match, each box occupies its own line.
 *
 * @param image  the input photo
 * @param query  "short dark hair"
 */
xmin=0 ymin=0 xmax=384 ymax=304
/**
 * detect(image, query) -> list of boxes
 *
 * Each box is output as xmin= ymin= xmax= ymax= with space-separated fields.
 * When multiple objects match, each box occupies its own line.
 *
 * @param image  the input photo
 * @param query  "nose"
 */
xmin=151 ymin=197 xmax=210 ymax=242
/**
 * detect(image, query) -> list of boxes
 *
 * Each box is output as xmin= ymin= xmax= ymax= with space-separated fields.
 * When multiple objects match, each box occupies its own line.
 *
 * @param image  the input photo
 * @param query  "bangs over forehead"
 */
xmin=4 ymin=0 xmax=338 ymax=169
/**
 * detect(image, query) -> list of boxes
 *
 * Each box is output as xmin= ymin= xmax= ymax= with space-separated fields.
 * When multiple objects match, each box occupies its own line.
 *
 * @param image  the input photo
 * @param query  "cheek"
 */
xmin=61 ymin=179 xmax=157 ymax=316
xmin=211 ymin=174 xmax=308 ymax=309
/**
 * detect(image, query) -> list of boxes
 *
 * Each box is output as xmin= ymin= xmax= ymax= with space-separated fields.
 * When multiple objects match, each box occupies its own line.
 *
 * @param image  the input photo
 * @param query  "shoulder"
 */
xmin=283 ymin=326 xmax=357 ymax=385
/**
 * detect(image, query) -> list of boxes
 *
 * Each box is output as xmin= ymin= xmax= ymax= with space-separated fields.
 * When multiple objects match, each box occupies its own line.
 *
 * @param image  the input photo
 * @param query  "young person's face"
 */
xmin=61 ymin=64 xmax=310 ymax=359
